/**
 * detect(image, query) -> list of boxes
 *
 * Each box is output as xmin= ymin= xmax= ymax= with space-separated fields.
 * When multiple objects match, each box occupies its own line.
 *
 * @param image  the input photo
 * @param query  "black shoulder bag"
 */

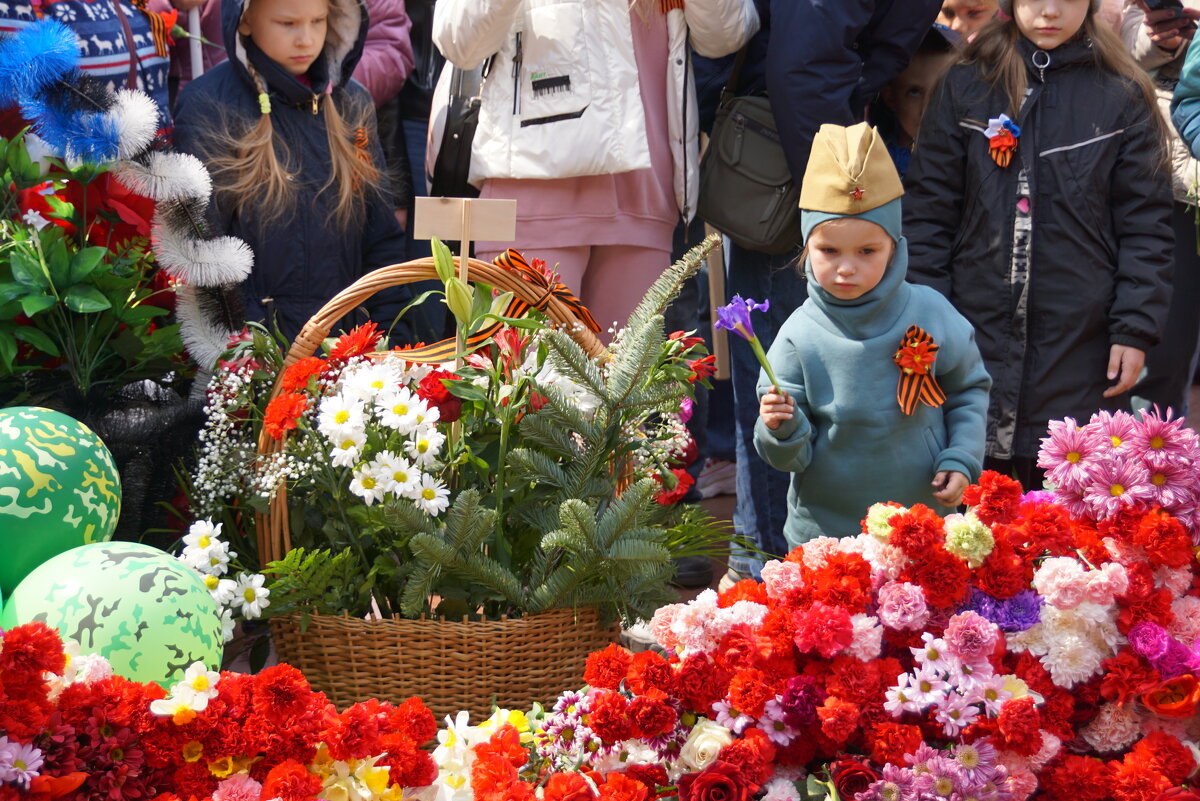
xmin=430 ymin=59 xmax=491 ymax=199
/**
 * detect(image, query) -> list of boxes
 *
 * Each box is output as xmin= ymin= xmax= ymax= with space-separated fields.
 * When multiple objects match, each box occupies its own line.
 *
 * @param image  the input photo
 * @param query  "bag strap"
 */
xmin=110 ymin=0 xmax=142 ymax=91
xmin=718 ymin=44 xmax=751 ymax=108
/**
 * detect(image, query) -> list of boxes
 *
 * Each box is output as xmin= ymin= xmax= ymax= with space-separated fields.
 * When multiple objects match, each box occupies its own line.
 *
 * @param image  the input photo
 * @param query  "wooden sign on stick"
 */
xmin=413 ymin=197 xmax=517 ymax=279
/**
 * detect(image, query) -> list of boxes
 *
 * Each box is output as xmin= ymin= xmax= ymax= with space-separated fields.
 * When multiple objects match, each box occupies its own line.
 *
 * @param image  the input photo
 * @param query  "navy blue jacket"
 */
xmin=768 ymin=0 xmax=942 ymax=185
xmin=173 ymin=0 xmax=406 ymax=342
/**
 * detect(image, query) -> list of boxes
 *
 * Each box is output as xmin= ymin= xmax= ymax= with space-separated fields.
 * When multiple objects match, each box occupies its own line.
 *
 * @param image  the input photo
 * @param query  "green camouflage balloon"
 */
xmin=0 ymin=406 xmax=120 ymax=595
xmin=0 ymin=542 xmax=223 ymax=687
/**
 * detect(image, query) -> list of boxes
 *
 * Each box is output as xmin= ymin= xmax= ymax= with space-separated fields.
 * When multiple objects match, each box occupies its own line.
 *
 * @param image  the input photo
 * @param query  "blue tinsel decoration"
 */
xmin=0 ymin=20 xmax=80 ymax=105
xmin=21 ymin=92 xmax=120 ymax=162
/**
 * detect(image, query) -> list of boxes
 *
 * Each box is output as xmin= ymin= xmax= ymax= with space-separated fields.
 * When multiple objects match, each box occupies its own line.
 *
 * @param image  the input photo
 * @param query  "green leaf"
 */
xmin=64 ymin=284 xmax=112 ymax=313
xmin=68 ymin=247 xmax=108 ymax=285
xmin=19 ymin=293 xmax=56 ymax=317
xmin=10 ymin=249 xmax=46 ymax=288
xmin=0 ymin=330 xmax=16 ymax=371
xmin=13 ymin=326 xmax=60 ymax=357
xmin=445 ymin=378 xmax=487 ymax=403
xmin=0 ymin=282 xmax=25 ymax=304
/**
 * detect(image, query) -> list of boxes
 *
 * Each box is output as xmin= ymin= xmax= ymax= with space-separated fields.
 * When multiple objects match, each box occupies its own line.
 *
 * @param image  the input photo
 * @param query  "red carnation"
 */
xmin=1111 ymin=757 xmax=1172 ymax=801
xmin=382 ymin=738 xmax=438 ymax=788
xmin=471 ymin=750 xmax=520 ymax=801
xmin=585 ymin=643 xmax=634 ymax=691
xmin=279 ymin=356 xmax=326 ymax=394
xmin=1118 ymin=587 xmax=1175 ymax=634
xmin=675 ymin=653 xmax=730 ymax=714
xmin=628 ymin=692 xmax=678 ymax=739
xmin=996 ymin=697 xmax=1041 ymax=756
xmin=1040 ymin=755 xmax=1111 ymax=801
xmin=627 ymin=650 xmax=676 ymax=696
xmin=1155 ymin=789 xmax=1200 ymax=801
xmin=888 ymin=505 xmax=946 ymax=557
xmin=416 ymin=369 xmax=463 ymax=422
xmin=866 ymin=722 xmax=924 ymax=767
xmin=1008 ymin=501 xmax=1078 ymax=558
xmin=0 ymin=622 xmax=67 ymax=677
xmin=973 ymin=541 xmax=1030 ymax=600
xmin=962 ymin=470 xmax=1023 ymax=525
xmin=901 ymin=547 xmax=969 ymax=609
xmin=726 ymin=669 xmax=774 ymax=718
xmin=390 ymin=696 xmax=437 ymax=745
xmin=251 ymin=664 xmax=317 ymax=720
xmin=1100 ymin=650 xmax=1161 ymax=706
xmin=717 ymin=727 xmax=775 ymax=787
xmin=263 ymin=392 xmax=308 ymax=440
xmin=476 ymin=724 xmax=527 ymax=769
xmin=600 ymin=772 xmax=651 ymax=801
xmin=677 ymin=761 xmax=752 ymax=801
xmin=262 ymin=760 xmax=323 ymax=801
xmin=1134 ymin=509 xmax=1193 ymax=568
xmin=717 ymin=579 xmax=768 ymax=608
xmin=1131 ymin=730 xmax=1196 ymax=786
xmin=806 ymin=552 xmax=873 ymax=613
xmin=817 ymin=696 xmax=859 ymax=745
xmin=792 ymin=602 xmax=853 ymax=659
xmin=543 ymin=772 xmax=593 ymax=801
xmin=588 ymin=690 xmax=632 ymax=743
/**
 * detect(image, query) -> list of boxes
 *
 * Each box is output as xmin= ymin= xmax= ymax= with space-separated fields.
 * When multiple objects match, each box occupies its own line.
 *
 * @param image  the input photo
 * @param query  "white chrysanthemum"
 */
xmin=1041 ymin=631 xmax=1104 ymax=688
xmin=349 ymin=463 xmax=388 ymax=506
xmin=375 ymin=387 xmax=423 ymax=433
xmin=373 ymin=450 xmax=420 ymax=497
xmin=342 ymin=361 xmax=402 ymax=403
xmin=183 ymin=519 xmax=223 ymax=548
xmin=318 ymin=394 xmax=366 ymax=442
xmin=178 ymin=662 xmax=221 ymax=701
xmin=203 ymin=573 xmax=238 ymax=605
xmin=412 ymin=403 xmax=441 ymax=430
xmin=149 ymin=684 xmax=211 ymax=718
xmin=219 ymin=608 xmax=236 ymax=643
xmin=232 ymin=573 xmax=271 ymax=619
xmin=405 ymin=427 xmax=447 ymax=468
xmin=413 ymin=474 xmax=450 ymax=516
xmin=330 ymin=430 xmax=366 ymax=468
xmin=180 ymin=535 xmax=235 ymax=576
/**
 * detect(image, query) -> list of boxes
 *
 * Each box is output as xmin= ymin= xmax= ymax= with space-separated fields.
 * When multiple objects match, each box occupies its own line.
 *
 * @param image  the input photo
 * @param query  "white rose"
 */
xmin=677 ymin=719 xmax=733 ymax=773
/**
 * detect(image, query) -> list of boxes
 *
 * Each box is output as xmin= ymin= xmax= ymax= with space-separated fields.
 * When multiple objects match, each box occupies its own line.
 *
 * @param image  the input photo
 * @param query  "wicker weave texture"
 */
xmin=271 ymin=608 xmax=619 ymax=718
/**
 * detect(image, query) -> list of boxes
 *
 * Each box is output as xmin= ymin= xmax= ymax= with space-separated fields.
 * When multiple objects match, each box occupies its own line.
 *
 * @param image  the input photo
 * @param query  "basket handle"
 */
xmin=254 ymin=256 xmax=608 ymax=565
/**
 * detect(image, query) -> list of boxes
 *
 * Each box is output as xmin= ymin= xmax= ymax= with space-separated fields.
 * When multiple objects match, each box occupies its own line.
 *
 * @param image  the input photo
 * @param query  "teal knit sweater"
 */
xmin=753 ymin=238 xmax=991 ymax=548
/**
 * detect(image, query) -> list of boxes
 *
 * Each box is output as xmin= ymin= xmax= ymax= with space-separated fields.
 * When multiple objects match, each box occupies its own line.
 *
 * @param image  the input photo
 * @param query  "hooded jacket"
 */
xmin=753 ymin=239 xmax=991 ymax=547
xmin=904 ymin=36 xmax=1173 ymax=460
xmin=428 ymin=0 xmax=759 ymax=222
xmin=173 ymin=0 xmax=406 ymax=342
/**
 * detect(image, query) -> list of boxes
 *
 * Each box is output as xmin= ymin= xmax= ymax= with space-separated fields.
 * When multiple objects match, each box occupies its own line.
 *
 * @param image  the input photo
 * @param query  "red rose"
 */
xmin=830 ymin=757 xmax=880 ymax=799
xmin=677 ymin=761 xmax=752 ymax=801
xmin=417 ymin=369 xmax=463 ymax=422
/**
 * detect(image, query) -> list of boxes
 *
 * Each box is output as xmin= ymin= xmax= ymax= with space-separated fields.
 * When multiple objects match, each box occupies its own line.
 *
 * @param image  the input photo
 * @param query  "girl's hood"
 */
xmin=221 ymin=0 xmax=368 ymax=93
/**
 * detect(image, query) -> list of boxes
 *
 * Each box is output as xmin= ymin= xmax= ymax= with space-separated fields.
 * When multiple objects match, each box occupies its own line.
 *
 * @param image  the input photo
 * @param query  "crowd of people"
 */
xmin=4 ymin=0 xmax=1200 ymax=586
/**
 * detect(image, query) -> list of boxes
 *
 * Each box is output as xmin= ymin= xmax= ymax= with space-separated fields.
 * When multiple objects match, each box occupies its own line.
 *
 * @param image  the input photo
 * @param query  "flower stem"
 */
xmin=747 ymin=336 xmax=780 ymax=390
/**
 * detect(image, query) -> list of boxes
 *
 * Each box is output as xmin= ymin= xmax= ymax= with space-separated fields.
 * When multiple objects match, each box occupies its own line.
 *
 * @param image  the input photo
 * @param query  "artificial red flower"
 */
xmin=15 ymin=181 xmax=75 ymax=234
xmin=261 ymin=760 xmax=323 ymax=801
xmin=416 ymin=369 xmax=463 ymax=422
xmin=792 ymin=602 xmax=853 ymax=659
xmin=655 ymin=468 xmax=695 ymax=505
xmin=688 ymin=355 xmax=717 ymax=383
xmin=599 ymin=771 xmax=651 ymax=801
xmin=279 ymin=357 xmax=326 ymax=394
xmin=893 ymin=335 xmax=936 ymax=376
xmin=996 ymin=697 xmax=1041 ymax=756
xmin=817 ymin=696 xmax=859 ymax=745
xmin=628 ymin=692 xmax=677 ymax=738
xmin=329 ymin=322 xmax=382 ymax=360
xmin=626 ymin=650 xmax=676 ymax=696
xmin=588 ymin=690 xmax=632 ymax=743
xmin=962 ymin=470 xmax=1023 ymax=525
xmin=677 ymin=761 xmax=752 ymax=801
xmin=668 ymin=330 xmax=705 ymax=351
xmin=829 ymin=757 xmax=879 ymax=800
xmin=263 ymin=392 xmax=308 ymax=440
xmin=61 ymin=172 xmax=155 ymax=247
xmin=726 ymin=669 xmax=774 ymax=718
xmin=584 ymin=643 xmax=633 ymax=691
xmin=543 ymin=773 xmax=594 ymax=801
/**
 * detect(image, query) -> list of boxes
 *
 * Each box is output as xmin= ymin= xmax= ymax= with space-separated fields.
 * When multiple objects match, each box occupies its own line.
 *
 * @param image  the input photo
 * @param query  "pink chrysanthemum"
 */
xmin=1082 ymin=456 xmax=1153 ymax=519
xmin=1086 ymin=409 xmax=1139 ymax=454
xmin=1128 ymin=408 xmax=1199 ymax=465
xmin=1038 ymin=417 xmax=1105 ymax=491
xmin=1141 ymin=455 xmax=1196 ymax=513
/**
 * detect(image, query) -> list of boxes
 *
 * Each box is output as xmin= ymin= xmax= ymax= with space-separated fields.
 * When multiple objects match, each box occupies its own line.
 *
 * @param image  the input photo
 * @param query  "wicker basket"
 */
xmin=272 ymin=608 xmax=619 ymax=719
xmin=256 ymin=256 xmax=615 ymax=716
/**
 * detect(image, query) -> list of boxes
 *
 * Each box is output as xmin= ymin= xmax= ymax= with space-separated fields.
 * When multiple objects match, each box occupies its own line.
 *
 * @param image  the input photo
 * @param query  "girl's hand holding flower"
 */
xmin=931 ymin=470 xmax=969 ymax=507
xmin=759 ymin=386 xmax=795 ymax=431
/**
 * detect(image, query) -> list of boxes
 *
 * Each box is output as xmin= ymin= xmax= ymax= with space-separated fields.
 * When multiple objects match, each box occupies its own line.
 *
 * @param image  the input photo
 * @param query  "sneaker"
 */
xmin=717 ymin=567 xmax=749 ymax=592
xmin=696 ymin=458 xmax=737 ymax=498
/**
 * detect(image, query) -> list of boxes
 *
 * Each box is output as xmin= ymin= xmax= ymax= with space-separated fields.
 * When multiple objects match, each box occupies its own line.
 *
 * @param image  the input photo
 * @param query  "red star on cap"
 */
xmin=850 ymin=187 xmax=865 ymax=201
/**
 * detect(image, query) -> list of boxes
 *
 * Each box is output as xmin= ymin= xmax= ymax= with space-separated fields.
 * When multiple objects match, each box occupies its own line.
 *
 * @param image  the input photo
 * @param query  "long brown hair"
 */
xmin=962 ymin=11 xmax=1170 ymax=166
xmin=205 ymin=4 xmax=383 ymax=230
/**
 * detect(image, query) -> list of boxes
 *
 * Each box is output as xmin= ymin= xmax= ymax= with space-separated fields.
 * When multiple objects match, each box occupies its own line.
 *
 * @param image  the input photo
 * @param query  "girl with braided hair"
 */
xmin=173 ymin=0 xmax=405 ymax=342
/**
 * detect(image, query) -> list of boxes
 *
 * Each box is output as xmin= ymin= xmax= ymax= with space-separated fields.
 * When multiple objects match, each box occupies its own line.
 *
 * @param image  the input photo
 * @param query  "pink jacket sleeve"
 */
xmin=352 ymin=0 xmax=415 ymax=106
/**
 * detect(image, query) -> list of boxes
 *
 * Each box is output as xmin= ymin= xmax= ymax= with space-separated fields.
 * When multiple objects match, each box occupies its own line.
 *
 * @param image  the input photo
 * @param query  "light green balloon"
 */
xmin=0 ymin=406 xmax=121 ymax=596
xmin=1 ymin=542 xmax=223 ymax=687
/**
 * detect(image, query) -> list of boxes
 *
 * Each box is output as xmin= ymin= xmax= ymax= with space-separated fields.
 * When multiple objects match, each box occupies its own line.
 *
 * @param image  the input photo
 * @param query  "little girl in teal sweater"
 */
xmin=755 ymin=123 xmax=990 ymax=547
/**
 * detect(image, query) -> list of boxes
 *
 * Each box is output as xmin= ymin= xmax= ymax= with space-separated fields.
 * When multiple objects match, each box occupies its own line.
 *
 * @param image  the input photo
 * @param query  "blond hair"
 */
xmin=205 ymin=65 xmax=382 ymax=229
xmin=962 ymin=13 xmax=1169 ymax=167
